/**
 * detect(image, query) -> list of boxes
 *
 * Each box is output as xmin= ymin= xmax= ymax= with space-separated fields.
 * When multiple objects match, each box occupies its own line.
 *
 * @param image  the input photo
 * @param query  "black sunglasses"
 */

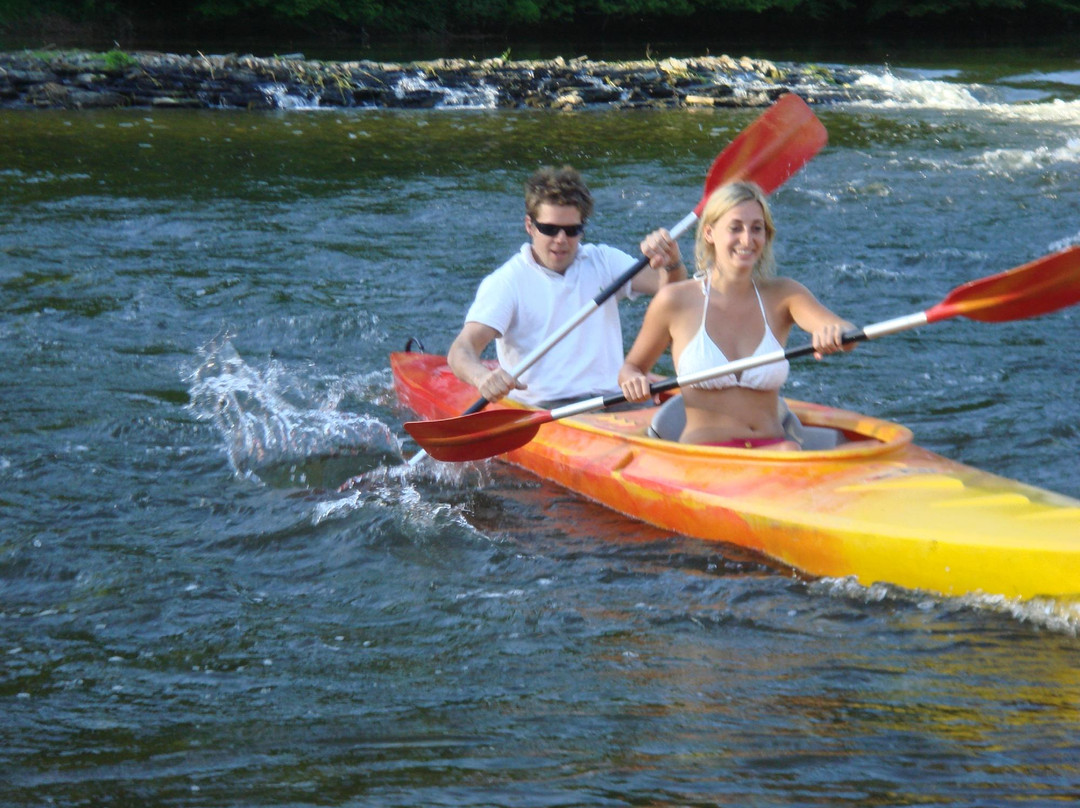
xmin=531 ymin=219 xmax=585 ymax=238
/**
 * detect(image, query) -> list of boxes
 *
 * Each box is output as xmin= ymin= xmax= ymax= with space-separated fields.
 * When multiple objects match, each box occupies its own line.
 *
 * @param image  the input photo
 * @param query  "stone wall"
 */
xmin=0 ymin=50 xmax=853 ymax=110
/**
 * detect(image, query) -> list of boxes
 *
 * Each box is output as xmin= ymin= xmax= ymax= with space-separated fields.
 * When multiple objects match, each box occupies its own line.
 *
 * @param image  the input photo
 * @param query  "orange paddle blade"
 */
xmin=697 ymin=93 xmax=827 ymax=212
xmin=926 ymin=246 xmax=1080 ymax=324
xmin=404 ymin=409 xmax=552 ymax=462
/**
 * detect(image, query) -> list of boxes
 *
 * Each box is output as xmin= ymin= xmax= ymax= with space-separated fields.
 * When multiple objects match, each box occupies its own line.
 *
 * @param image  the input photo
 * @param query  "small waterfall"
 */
xmin=259 ymin=83 xmax=324 ymax=109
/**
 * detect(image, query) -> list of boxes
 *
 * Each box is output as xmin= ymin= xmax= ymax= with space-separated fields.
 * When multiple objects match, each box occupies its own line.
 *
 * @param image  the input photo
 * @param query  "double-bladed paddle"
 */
xmin=405 ymin=245 xmax=1080 ymax=462
xmin=407 ymin=93 xmax=827 ymax=465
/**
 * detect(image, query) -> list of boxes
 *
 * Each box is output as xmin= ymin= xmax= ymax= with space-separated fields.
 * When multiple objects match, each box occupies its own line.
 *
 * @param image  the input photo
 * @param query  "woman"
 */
xmin=618 ymin=181 xmax=854 ymax=449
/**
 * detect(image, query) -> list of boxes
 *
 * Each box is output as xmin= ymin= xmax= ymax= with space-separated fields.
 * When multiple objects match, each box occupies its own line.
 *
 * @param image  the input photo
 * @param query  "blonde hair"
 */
xmin=694 ymin=181 xmax=776 ymax=280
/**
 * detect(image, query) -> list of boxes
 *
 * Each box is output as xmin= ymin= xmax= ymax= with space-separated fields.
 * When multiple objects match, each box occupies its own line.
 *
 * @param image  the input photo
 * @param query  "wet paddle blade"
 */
xmin=926 ymin=246 xmax=1080 ymax=324
xmin=697 ymin=93 xmax=827 ymax=213
xmin=405 ymin=409 xmax=551 ymax=462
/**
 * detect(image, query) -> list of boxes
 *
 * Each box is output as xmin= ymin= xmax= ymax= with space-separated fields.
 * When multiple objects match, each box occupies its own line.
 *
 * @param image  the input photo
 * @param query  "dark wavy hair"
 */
xmin=524 ymin=166 xmax=594 ymax=222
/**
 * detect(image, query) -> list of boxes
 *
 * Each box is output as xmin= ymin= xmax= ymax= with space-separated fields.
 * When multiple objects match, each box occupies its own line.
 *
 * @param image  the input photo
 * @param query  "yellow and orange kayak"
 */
xmin=391 ymin=351 xmax=1080 ymax=603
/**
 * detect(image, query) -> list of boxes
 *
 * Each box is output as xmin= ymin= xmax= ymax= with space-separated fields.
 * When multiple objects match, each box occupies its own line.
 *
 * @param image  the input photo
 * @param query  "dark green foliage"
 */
xmin=2 ymin=0 xmax=1078 ymax=35
xmin=0 ymin=0 xmax=120 ymax=23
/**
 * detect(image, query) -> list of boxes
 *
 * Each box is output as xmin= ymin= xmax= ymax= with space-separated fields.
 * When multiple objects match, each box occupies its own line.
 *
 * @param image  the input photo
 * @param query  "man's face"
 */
xmin=525 ymin=203 xmax=584 ymax=274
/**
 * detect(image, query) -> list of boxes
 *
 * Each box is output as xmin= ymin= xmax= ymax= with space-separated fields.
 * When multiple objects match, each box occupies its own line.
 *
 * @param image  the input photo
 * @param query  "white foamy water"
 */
xmin=842 ymin=68 xmax=988 ymax=109
xmin=986 ymin=97 xmax=1080 ymax=124
xmin=843 ymin=67 xmax=1080 ymax=120
xmin=187 ymin=337 xmax=403 ymax=481
xmin=980 ymin=137 xmax=1080 ymax=173
xmin=259 ymin=83 xmax=323 ymax=110
xmin=393 ymin=73 xmax=500 ymax=109
xmin=816 ymin=578 xmax=1080 ymax=637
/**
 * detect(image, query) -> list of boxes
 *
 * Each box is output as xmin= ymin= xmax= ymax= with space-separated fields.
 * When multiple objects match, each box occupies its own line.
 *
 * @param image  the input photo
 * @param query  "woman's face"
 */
xmin=704 ymin=199 xmax=767 ymax=276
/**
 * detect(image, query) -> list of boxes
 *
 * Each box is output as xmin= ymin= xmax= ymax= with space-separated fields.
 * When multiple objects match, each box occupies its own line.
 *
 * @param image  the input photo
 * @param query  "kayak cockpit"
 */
xmin=644 ymin=394 xmax=912 ymax=455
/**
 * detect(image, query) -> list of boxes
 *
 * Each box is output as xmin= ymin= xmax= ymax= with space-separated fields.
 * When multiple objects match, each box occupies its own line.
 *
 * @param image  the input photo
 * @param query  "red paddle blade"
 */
xmin=404 ymin=409 xmax=552 ymax=462
xmin=697 ymin=93 xmax=827 ymax=213
xmin=926 ymin=246 xmax=1080 ymax=324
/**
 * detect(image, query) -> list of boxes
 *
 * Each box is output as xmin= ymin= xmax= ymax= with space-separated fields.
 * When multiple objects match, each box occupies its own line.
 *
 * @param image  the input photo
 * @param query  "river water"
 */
xmin=3 ymin=50 xmax=1080 ymax=806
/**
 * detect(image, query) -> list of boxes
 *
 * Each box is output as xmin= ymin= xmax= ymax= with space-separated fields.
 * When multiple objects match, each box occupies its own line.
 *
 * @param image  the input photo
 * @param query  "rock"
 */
xmin=26 ymin=81 xmax=67 ymax=105
xmin=577 ymin=85 xmax=623 ymax=104
xmin=68 ymin=88 xmax=129 ymax=108
xmin=553 ymin=90 xmax=584 ymax=109
xmin=5 ymin=68 xmax=56 ymax=85
xmin=0 ymin=50 xmax=843 ymax=111
xmin=150 ymin=95 xmax=203 ymax=108
xmin=386 ymin=88 xmax=442 ymax=108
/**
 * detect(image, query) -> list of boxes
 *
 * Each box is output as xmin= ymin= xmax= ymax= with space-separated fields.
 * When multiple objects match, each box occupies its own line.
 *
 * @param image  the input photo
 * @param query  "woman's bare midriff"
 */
xmin=679 ymin=387 xmax=795 ymax=448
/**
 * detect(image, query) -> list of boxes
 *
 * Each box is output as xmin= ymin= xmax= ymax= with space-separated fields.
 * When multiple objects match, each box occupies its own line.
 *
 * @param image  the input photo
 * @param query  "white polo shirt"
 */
xmin=464 ymin=241 xmax=638 ymax=406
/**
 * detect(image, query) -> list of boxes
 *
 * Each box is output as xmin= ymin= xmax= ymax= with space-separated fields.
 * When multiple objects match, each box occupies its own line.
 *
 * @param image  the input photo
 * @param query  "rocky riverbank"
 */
xmin=0 ymin=49 xmax=855 ymax=111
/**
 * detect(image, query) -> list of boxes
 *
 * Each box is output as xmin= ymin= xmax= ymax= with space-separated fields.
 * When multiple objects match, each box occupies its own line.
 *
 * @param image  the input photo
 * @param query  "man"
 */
xmin=448 ymin=165 xmax=686 ymax=407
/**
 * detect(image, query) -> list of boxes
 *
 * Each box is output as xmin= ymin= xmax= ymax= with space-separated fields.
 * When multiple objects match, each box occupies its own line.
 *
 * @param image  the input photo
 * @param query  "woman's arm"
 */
xmin=618 ymin=287 xmax=679 ymax=402
xmin=782 ymin=279 xmax=857 ymax=358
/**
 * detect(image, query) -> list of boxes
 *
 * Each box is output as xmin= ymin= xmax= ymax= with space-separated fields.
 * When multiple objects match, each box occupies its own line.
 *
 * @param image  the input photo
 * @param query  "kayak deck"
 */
xmin=392 ymin=351 xmax=1080 ymax=602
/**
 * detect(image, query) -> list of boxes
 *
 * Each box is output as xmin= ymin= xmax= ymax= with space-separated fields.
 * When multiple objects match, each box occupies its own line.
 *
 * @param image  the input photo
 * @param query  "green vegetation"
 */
xmin=102 ymin=47 xmax=135 ymax=69
xmin=1 ymin=0 xmax=1078 ymax=39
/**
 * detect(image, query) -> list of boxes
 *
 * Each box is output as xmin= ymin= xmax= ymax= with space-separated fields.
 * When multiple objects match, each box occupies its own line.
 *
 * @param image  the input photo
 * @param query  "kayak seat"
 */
xmin=647 ymin=395 xmax=843 ymax=450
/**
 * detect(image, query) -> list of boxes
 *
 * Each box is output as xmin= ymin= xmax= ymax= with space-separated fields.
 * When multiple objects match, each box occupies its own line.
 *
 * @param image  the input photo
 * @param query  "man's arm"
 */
xmin=447 ymin=321 xmax=526 ymax=403
xmin=631 ymin=228 xmax=688 ymax=295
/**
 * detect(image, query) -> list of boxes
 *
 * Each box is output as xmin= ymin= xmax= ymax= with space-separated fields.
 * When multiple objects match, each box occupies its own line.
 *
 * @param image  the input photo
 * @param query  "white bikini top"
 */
xmin=675 ymin=277 xmax=789 ymax=392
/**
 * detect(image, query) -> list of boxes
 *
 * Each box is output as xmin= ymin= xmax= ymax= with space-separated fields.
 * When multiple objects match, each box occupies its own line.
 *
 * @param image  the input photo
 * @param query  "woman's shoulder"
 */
xmin=757 ymin=276 xmax=817 ymax=322
xmin=758 ymin=274 xmax=804 ymax=289
xmin=653 ymin=277 xmax=703 ymax=306
xmin=758 ymin=275 xmax=813 ymax=300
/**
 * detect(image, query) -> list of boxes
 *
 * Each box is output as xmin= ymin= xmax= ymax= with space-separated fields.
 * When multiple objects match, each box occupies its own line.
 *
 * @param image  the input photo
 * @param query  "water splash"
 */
xmin=964 ymin=593 xmax=1080 ymax=636
xmin=392 ymin=72 xmax=500 ymax=109
xmin=814 ymin=576 xmax=1080 ymax=636
xmin=846 ymin=68 xmax=986 ymax=110
xmin=259 ymin=83 xmax=322 ymax=110
xmin=186 ymin=337 xmax=403 ymax=485
xmin=842 ymin=67 xmax=1080 ymax=117
xmin=979 ymin=137 xmax=1080 ymax=174
xmin=1049 ymin=231 xmax=1080 ymax=253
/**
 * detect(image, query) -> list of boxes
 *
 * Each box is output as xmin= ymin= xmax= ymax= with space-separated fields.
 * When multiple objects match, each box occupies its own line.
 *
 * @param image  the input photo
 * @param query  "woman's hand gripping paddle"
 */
xmin=406 ymin=246 xmax=1080 ymax=461
xmin=407 ymin=93 xmax=828 ymax=466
